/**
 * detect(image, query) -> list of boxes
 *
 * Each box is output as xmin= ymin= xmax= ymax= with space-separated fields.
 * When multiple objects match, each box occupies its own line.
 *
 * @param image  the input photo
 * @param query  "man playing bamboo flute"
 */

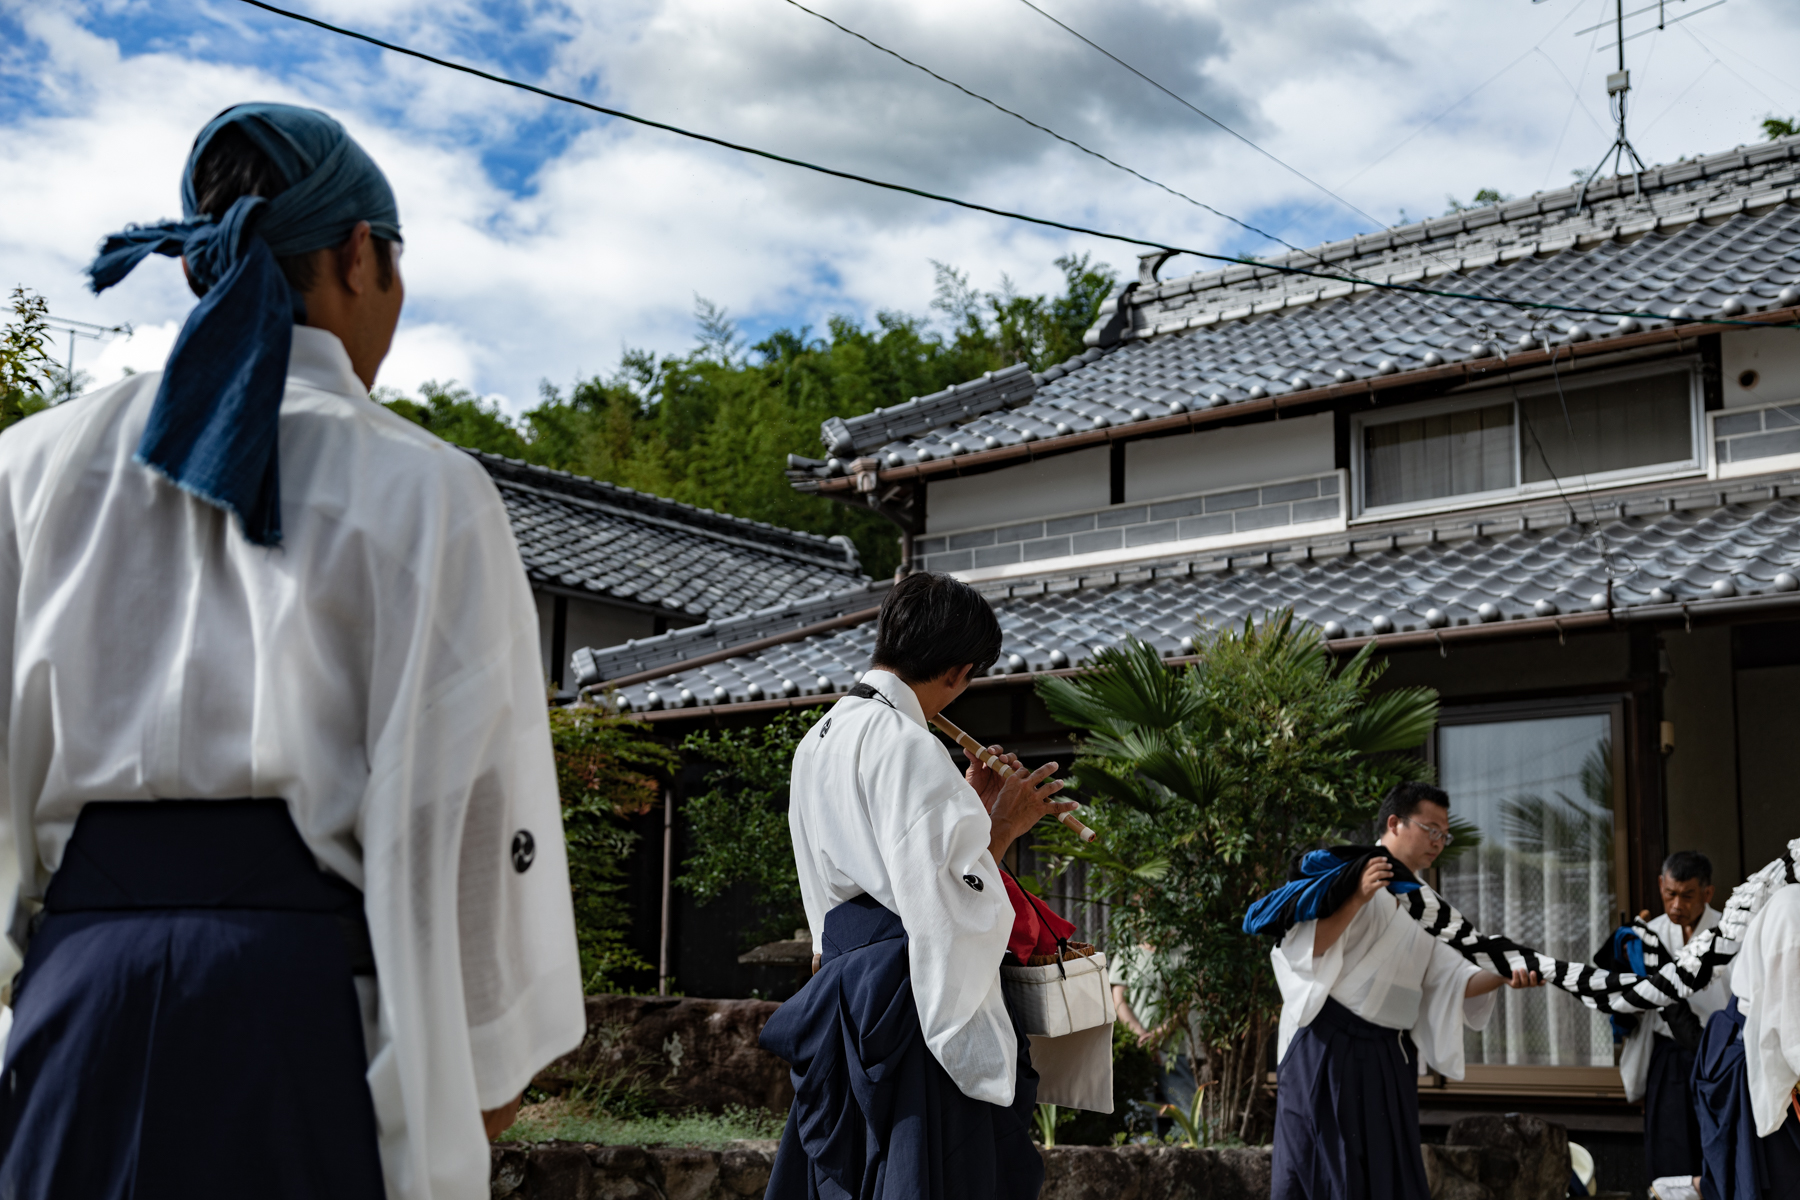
xmin=1265 ymin=783 xmax=1544 ymax=1200
xmin=0 ymin=103 xmax=586 ymax=1200
xmin=761 ymin=571 xmax=1077 ymax=1200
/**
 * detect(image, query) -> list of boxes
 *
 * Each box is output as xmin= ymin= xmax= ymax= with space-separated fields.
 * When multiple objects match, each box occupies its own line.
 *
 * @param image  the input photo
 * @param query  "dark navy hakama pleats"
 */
xmin=0 ymin=800 xmax=385 ymax=1200
xmin=1646 ymin=1032 xmax=1704 ymax=1180
xmin=1271 ymin=997 xmax=1430 ymax=1200
xmin=759 ymin=894 xmax=1042 ymax=1200
xmin=1693 ymin=998 xmax=1800 ymax=1200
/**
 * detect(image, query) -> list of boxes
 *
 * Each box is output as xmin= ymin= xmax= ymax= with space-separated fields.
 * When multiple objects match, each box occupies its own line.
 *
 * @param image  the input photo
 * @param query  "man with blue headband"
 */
xmin=0 ymin=103 xmax=585 ymax=1200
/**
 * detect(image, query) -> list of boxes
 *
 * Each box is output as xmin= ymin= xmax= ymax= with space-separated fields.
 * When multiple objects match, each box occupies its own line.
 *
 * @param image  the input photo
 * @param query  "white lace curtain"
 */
xmin=1436 ymin=714 xmax=1618 ymax=1067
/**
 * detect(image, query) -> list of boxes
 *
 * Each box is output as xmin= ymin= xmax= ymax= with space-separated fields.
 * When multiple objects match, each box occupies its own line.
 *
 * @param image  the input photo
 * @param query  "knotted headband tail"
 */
xmin=1397 ymin=840 xmax=1800 ymax=1014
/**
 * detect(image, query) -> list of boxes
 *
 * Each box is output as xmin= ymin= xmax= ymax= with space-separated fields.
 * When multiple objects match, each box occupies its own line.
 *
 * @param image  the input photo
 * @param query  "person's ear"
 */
xmin=951 ymin=663 xmax=974 ymax=689
xmin=335 ymin=221 xmax=374 ymax=296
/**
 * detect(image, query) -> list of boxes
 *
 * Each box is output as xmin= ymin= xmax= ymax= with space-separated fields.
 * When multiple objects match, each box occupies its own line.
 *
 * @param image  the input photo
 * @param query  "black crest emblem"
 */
xmin=962 ymin=874 xmax=983 ymax=892
xmin=511 ymin=830 xmax=536 ymax=874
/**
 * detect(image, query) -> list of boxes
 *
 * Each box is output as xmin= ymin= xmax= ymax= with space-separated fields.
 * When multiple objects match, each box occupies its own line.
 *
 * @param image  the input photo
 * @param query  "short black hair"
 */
xmin=1377 ymin=781 xmax=1449 ymax=832
xmin=190 ymin=119 xmax=395 ymax=295
xmin=871 ymin=572 xmax=1003 ymax=683
xmin=1662 ymin=850 xmax=1713 ymax=886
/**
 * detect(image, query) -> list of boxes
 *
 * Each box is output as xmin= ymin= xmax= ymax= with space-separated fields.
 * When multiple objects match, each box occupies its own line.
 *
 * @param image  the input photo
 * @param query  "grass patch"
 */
xmin=498 ymin=1097 xmax=785 ymax=1150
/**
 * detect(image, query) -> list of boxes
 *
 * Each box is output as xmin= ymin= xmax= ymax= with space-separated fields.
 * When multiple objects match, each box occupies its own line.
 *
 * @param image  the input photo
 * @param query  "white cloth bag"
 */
xmin=1027 ymin=1026 xmax=1114 ymax=1112
xmin=1002 ymin=951 xmax=1115 ymax=1112
xmin=1001 ymin=951 xmax=1114 ymax=1037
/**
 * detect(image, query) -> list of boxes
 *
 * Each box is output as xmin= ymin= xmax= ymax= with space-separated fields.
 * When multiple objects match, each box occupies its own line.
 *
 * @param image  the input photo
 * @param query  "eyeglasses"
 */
xmin=1403 ymin=818 xmax=1454 ymax=847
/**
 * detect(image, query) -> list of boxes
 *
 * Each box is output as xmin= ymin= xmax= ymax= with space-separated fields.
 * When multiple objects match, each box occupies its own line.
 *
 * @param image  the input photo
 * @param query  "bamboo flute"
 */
xmin=928 ymin=712 xmax=1097 ymax=843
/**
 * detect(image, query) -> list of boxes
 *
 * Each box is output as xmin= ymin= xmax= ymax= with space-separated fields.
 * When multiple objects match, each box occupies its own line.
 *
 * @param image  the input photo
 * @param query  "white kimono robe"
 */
xmin=1272 ymin=887 xmax=1497 ymax=1078
xmin=0 ymin=327 xmax=586 ymax=1200
xmin=788 ymin=668 xmax=1017 ymax=1105
xmin=1733 ymin=882 xmax=1800 ymax=1137
xmin=1619 ymin=905 xmax=1732 ymax=1102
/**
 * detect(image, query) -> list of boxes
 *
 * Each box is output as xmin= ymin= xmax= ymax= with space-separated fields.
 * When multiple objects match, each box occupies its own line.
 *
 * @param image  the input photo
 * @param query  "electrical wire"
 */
xmin=775 ymin=0 xmax=1304 ymax=257
xmin=232 ymin=0 xmax=1799 ymax=333
xmin=1009 ymin=0 xmax=1380 ymax=233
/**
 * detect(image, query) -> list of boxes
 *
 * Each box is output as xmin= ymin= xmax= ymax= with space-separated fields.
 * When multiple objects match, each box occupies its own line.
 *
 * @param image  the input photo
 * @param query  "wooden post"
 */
xmin=658 ymin=787 xmax=673 ymax=997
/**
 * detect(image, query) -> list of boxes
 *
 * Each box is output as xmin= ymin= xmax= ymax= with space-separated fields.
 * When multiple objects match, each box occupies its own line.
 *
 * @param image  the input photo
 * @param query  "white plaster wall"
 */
xmin=1722 ymin=329 xmax=1800 ymax=408
xmin=1124 ymin=413 xmax=1335 ymax=502
xmin=926 ymin=445 xmax=1109 ymax=532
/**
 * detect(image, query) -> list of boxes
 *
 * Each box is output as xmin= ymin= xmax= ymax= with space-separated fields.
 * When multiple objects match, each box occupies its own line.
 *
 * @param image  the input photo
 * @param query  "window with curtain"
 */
xmin=1363 ymin=403 xmax=1514 ymax=509
xmin=1357 ymin=364 xmax=1698 ymax=514
xmin=1435 ymin=713 xmax=1619 ymax=1067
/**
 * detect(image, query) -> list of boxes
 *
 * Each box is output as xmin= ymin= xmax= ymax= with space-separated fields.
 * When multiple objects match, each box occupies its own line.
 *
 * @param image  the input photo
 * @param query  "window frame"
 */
xmin=1350 ymin=358 xmax=1707 ymax=521
xmin=1421 ymin=695 xmax=1632 ymax=1098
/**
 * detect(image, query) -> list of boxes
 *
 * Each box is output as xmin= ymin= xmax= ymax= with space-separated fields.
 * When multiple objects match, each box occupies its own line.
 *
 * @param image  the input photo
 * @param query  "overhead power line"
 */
xmin=775 ymin=0 xmax=1305 ymax=256
xmin=232 ymin=0 xmax=1796 ymax=333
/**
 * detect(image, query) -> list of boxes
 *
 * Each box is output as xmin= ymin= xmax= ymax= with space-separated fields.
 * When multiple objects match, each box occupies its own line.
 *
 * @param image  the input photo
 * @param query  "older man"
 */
xmin=1618 ymin=852 xmax=1734 ymax=1186
xmin=0 ymin=104 xmax=584 ymax=1200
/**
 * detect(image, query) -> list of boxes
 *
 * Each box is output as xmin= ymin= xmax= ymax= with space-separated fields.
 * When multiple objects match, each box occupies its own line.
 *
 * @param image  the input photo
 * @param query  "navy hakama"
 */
xmin=0 ymin=800 xmax=384 ymax=1200
xmin=1272 ymin=997 xmax=1429 ymax=1200
xmin=1693 ymin=998 xmax=1800 ymax=1200
xmin=760 ymin=894 xmax=1042 ymax=1200
xmin=1646 ymin=1033 xmax=1705 ymax=1179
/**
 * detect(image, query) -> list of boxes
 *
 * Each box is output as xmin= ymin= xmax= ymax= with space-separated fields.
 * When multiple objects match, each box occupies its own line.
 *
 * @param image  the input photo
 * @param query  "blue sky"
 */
xmin=6 ymin=0 xmax=1800 ymax=412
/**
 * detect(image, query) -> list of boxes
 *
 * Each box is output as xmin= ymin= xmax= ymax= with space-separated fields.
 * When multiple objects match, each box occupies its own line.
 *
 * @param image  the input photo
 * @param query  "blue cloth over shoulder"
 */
xmin=85 ymin=103 xmax=402 ymax=546
xmin=1243 ymin=846 xmax=1420 ymax=940
xmin=759 ymin=894 xmax=1042 ymax=1200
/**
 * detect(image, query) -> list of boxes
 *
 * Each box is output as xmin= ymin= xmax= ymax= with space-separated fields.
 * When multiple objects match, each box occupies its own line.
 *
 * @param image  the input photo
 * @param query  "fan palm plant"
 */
xmin=1034 ymin=610 xmax=1438 ymax=1141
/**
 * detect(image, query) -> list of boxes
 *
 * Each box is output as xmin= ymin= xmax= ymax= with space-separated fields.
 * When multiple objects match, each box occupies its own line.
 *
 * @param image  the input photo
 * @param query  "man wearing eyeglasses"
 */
xmin=1270 ymin=782 xmax=1543 ymax=1200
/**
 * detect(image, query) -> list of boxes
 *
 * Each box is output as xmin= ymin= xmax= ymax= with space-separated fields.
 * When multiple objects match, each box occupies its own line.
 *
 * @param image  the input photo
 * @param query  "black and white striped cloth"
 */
xmin=1398 ymin=840 xmax=1800 ymax=1014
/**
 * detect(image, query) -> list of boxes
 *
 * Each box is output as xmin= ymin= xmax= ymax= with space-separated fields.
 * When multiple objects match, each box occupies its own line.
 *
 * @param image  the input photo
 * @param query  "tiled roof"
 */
xmin=586 ymin=468 xmax=1800 ymax=712
xmin=790 ymin=136 xmax=1800 ymax=481
xmin=471 ymin=451 xmax=867 ymax=619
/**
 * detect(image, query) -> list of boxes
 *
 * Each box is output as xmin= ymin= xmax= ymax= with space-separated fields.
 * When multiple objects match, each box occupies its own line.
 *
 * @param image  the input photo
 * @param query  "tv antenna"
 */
xmin=1575 ymin=0 xmax=1650 ymax=212
xmin=44 ymin=315 xmax=131 ymax=403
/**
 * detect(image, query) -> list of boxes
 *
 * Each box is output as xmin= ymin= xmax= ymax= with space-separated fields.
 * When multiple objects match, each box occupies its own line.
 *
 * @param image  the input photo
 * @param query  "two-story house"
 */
xmin=570 ymin=135 xmax=1800 ymax=1134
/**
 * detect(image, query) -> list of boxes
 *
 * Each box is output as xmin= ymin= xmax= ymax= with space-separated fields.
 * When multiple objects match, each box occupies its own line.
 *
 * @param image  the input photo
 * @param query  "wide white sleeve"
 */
xmin=867 ymin=729 xmax=1015 ymax=1104
xmin=1413 ymin=934 xmax=1495 ymax=1081
xmin=1736 ymin=884 xmax=1800 ymax=1137
xmin=358 ymin=461 xmax=586 ymax=1200
xmin=1270 ymin=917 xmax=1345 ymax=1064
xmin=1618 ymin=1016 xmax=1653 ymax=1102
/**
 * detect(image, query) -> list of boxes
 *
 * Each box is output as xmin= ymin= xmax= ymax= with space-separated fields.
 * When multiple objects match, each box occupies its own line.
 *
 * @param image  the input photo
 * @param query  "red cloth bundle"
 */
xmin=1001 ymin=870 xmax=1075 ymax=963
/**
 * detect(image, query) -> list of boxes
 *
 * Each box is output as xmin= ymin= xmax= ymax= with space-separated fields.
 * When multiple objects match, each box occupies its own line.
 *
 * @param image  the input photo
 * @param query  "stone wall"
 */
xmin=531 ymin=995 xmax=792 ymax=1115
xmin=489 ymin=1143 xmax=1276 ymax=1200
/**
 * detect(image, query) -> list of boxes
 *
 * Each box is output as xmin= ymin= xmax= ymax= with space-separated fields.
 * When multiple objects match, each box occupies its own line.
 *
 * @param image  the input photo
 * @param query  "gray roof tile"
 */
xmin=790 ymin=137 xmax=1800 ymax=480
xmin=588 ymin=469 xmax=1800 ymax=711
xmin=472 ymin=451 xmax=866 ymax=620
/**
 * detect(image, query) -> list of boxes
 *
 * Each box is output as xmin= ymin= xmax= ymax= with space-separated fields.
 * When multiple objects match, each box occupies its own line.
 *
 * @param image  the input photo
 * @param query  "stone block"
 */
xmin=717 ymin=1143 xmax=776 ymax=1196
xmin=1446 ymin=1113 xmax=1569 ymax=1200
xmin=526 ymin=1144 xmax=599 ymax=1200
xmin=1040 ymin=1145 xmax=1145 ymax=1200
xmin=491 ymin=1145 xmax=531 ymax=1199
xmin=654 ymin=1149 xmax=721 ymax=1200
xmin=1423 ymin=1143 xmax=1492 ymax=1200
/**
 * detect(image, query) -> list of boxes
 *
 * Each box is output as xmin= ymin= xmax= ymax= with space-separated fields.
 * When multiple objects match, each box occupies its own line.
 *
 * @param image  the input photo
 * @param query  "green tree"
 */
xmin=1034 ymin=612 xmax=1438 ymax=1141
xmin=385 ymin=256 xmax=1120 ymax=577
xmin=675 ymin=710 xmax=815 ymax=947
xmin=0 ymin=287 xmax=54 ymax=433
xmin=381 ymin=380 xmax=531 ymax=458
xmin=550 ymin=705 xmax=679 ymax=992
xmin=1764 ymin=117 xmax=1799 ymax=141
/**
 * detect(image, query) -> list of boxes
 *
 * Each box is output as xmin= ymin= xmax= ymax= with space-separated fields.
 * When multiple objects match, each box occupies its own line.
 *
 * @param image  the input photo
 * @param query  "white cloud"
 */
xmin=6 ymin=0 xmax=1800 ymax=409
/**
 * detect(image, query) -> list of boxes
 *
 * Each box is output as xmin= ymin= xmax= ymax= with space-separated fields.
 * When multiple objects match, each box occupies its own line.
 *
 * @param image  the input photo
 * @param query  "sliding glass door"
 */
xmin=1434 ymin=705 xmax=1625 ymax=1070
